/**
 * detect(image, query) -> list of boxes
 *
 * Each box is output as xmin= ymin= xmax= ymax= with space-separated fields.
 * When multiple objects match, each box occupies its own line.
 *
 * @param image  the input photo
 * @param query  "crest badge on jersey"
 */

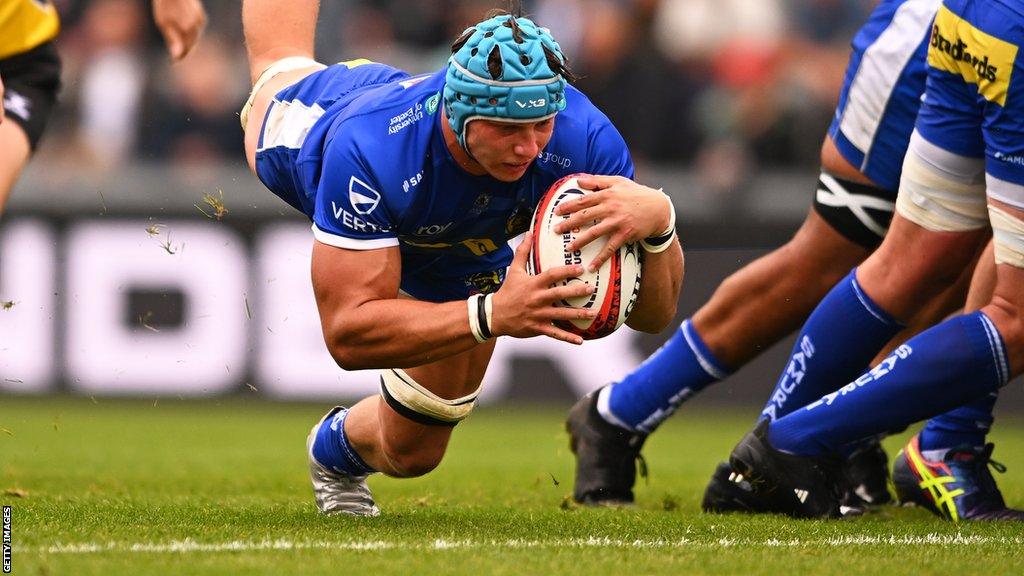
xmin=426 ymin=93 xmax=440 ymax=115
xmin=349 ymin=176 xmax=381 ymax=215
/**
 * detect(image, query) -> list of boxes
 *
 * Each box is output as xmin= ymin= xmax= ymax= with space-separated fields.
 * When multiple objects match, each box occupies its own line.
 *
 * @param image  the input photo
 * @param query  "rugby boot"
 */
xmin=566 ymin=389 xmax=648 ymax=505
xmin=728 ymin=420 xmax=850 ymax=519
xmin=893 ymin=434 xmax=1024 ymax=521
xmin=701 ymin=461 xmax=773 ymax=514
xmin=307 ymin=407 xmax=380 ymax=516
xmin=840 ymin=438 xmax=893 ymax=508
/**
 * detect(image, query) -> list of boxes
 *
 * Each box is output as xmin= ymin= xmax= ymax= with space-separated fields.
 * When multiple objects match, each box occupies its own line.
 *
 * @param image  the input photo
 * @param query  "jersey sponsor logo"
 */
xmin=388 ymin=102 xmax=425 ymax=135
xmin=538 ymin=151 xmax=572 ymax=169
xmin=994 ymin=151 xmax=1024 ymax=167
xmin=460 ymin=238 xmax=499 ymax=256
xmin=349 ymin=176 xmax=381 ymax=215
xmin=331 ymin=202 xmax=391 ymax=234
xmin=398 ymin=236 xmax=499 ymax=256
xmin=928 ymin=6 xmax=1018 ymax=106
xmin=402 ymin=171 xmax=423 ymax=193
xmin=415 ymin=222 xmax=454 ymax=236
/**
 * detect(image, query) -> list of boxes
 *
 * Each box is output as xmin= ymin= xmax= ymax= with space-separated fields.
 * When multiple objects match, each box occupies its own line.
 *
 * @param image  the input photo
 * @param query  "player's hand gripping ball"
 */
xmin=528 ymin=174 xmax=642 ymax=340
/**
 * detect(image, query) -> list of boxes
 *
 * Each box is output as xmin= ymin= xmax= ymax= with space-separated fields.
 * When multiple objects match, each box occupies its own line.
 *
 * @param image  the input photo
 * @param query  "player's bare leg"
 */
xmin=694 ymin=137 xmax=873 ymax=367
xmin=240 ymin=0 xmax=324 ymax=172
xmin=0 ymin=110 xmax=32 ymax=216
xmin=306 ymin=339 xmax=494 ymax=516
xmin=343 ymin=341 xmax=496 ymax=477
xmin=692 ymin=210 xmax=867 ymax=367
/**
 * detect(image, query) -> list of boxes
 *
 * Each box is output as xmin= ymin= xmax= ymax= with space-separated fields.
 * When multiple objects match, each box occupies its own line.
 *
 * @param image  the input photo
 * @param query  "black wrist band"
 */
xmin=643 ymin=231 xmax=674 ymax=246
xmin=476 ymin=293 xmax=492 ymax=339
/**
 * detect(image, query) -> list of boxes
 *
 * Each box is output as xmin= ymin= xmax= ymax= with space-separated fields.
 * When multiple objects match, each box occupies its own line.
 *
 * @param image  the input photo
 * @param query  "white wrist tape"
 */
xmin=641 ymin=192 xmax=677 ymax=253
xmin=467 ymin=294 xmax=494 ymax=343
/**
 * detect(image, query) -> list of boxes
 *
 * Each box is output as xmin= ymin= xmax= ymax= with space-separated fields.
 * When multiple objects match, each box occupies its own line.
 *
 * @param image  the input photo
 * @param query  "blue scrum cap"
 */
xmin=443 ymin=15 xmax=567 ymax=150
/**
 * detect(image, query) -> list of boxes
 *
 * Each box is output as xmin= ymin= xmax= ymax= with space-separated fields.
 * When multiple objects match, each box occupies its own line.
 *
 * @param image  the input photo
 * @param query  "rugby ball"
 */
xmin=528 ymin=174 xmax=642 ymax=340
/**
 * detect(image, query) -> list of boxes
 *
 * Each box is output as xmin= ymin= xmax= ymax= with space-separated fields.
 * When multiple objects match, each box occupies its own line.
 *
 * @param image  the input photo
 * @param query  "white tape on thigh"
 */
xmin=380 ymin=368 xmax=480 ymax=423
xmin=896 ymin=137 xmax=988 ymax=232
xmin=989 ymin=205 xmax=1024 ymax=268
xmin=240 ymin=56 xmax=324 ymax=128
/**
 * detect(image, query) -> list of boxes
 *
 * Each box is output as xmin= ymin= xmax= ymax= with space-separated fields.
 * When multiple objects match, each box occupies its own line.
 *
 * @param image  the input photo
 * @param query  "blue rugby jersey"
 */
xmin=915 ymin=0 xmax=1024 ymax=191
xmin=254 ymin=61 xmax=633 ymax=302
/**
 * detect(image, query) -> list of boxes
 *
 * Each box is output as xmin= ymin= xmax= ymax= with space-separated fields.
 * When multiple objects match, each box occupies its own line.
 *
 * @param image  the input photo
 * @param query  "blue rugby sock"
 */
xmin=311 ymin=407 xmax=376 ymax=476
xmin=768 ymin=312 xmax=1011 ymax=456
xmin=761 ymin=269 xmax=903 ymax=421
xmin=919 ymin=391 xmax=998 ymax=451
xmin=601 ymin=319 xmax=730 ymax=433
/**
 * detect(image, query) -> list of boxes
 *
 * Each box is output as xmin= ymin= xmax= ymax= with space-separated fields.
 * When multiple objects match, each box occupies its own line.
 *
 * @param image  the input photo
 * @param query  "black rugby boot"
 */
xmin=841 ymin=438 xmax=893 ymax=508
xmin=728 ymin=420 xmax=849 ymax=519
xmin=702 ymin=461 xmax=774 ymax=514
xmin=566 ymin=389 xmax=647 ymax=505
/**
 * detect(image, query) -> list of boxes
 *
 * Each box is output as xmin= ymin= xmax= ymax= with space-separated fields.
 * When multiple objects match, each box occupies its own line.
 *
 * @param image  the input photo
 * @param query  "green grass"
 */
xmin=2 ymin=396 xmax=1024 ymax=575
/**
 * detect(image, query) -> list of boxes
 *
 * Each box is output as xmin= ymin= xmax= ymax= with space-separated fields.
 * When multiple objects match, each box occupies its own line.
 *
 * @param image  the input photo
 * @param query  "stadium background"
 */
xmin=2 ymin=0 xmax=1022 ymax=414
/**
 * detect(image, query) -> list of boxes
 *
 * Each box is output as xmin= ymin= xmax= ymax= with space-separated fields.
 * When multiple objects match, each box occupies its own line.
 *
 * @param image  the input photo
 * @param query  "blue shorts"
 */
xmin=829 ymin=0 xmax=939 ymax=193
xmin=254 ymin=60 xmax=409 ymax=215
xmin=915 ymin=0 xmax=1024 ymax=192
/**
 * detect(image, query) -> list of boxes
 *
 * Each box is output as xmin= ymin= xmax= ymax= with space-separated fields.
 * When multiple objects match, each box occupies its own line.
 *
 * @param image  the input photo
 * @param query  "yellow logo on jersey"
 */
xmin=400 ymin=237 xmax=499 ymax=256
xmin=928 ymin=5 xmax=1018 ymax=106
xmin=338 ymin=58 xmax=374 ymax=69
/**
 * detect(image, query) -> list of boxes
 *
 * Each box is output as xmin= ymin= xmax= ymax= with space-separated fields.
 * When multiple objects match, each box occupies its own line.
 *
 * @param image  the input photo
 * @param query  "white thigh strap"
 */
xmin=990 ymin=205 xmax=1024 ymax=268
xmin=240 ymin=56 xmax=324 ymax=128
xmin=380 ymin=368 xmax=480 ymax=425
xmin=896 ymin=136 xmax=988 ymax=232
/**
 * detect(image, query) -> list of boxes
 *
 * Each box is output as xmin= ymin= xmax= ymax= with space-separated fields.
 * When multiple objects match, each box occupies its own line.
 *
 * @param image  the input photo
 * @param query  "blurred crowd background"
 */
xmin=6 ymin=0 xmax=924 ymax=404
xmin=39 ymin=0 xmax=871 ymax=187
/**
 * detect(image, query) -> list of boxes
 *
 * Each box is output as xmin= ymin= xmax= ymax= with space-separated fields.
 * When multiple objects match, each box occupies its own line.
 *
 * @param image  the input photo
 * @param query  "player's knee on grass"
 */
xmin=375 ymin=368 xmax=479 ymax=477
xmin=379 ymin=436 xmax=448 ymax=478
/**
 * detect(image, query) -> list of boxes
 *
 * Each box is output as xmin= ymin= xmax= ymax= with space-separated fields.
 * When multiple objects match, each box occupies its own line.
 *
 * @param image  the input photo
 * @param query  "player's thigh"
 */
xmin=377 ymin=339 xmax=497 ymax=453
xmin=0 ymin=119 xmax=31 ymax=212
xmin=243 ymin=66 xmax=325 ymax=171
xmin=784 ymin=208 xmax=872 ymax=280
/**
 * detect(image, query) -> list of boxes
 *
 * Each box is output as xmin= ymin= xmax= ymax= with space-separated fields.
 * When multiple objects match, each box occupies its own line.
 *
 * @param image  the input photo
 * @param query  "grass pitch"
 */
xmin=2 ymin=396 xmax=1024 ymax=575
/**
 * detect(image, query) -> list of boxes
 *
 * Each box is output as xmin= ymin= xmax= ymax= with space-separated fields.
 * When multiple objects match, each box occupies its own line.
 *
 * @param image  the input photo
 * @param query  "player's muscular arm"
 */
xmin=626 ymin=237 xmax=683 ymax=333
xmin=312 ymin=242 xmax=478 ymax=370
xmin=242 ymin=0 xmax=319 ymax=82
xmin=312 ymin=236 xmax=597 ymax=370
xmin=554 ymin=175 xmax=683 ymax=332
